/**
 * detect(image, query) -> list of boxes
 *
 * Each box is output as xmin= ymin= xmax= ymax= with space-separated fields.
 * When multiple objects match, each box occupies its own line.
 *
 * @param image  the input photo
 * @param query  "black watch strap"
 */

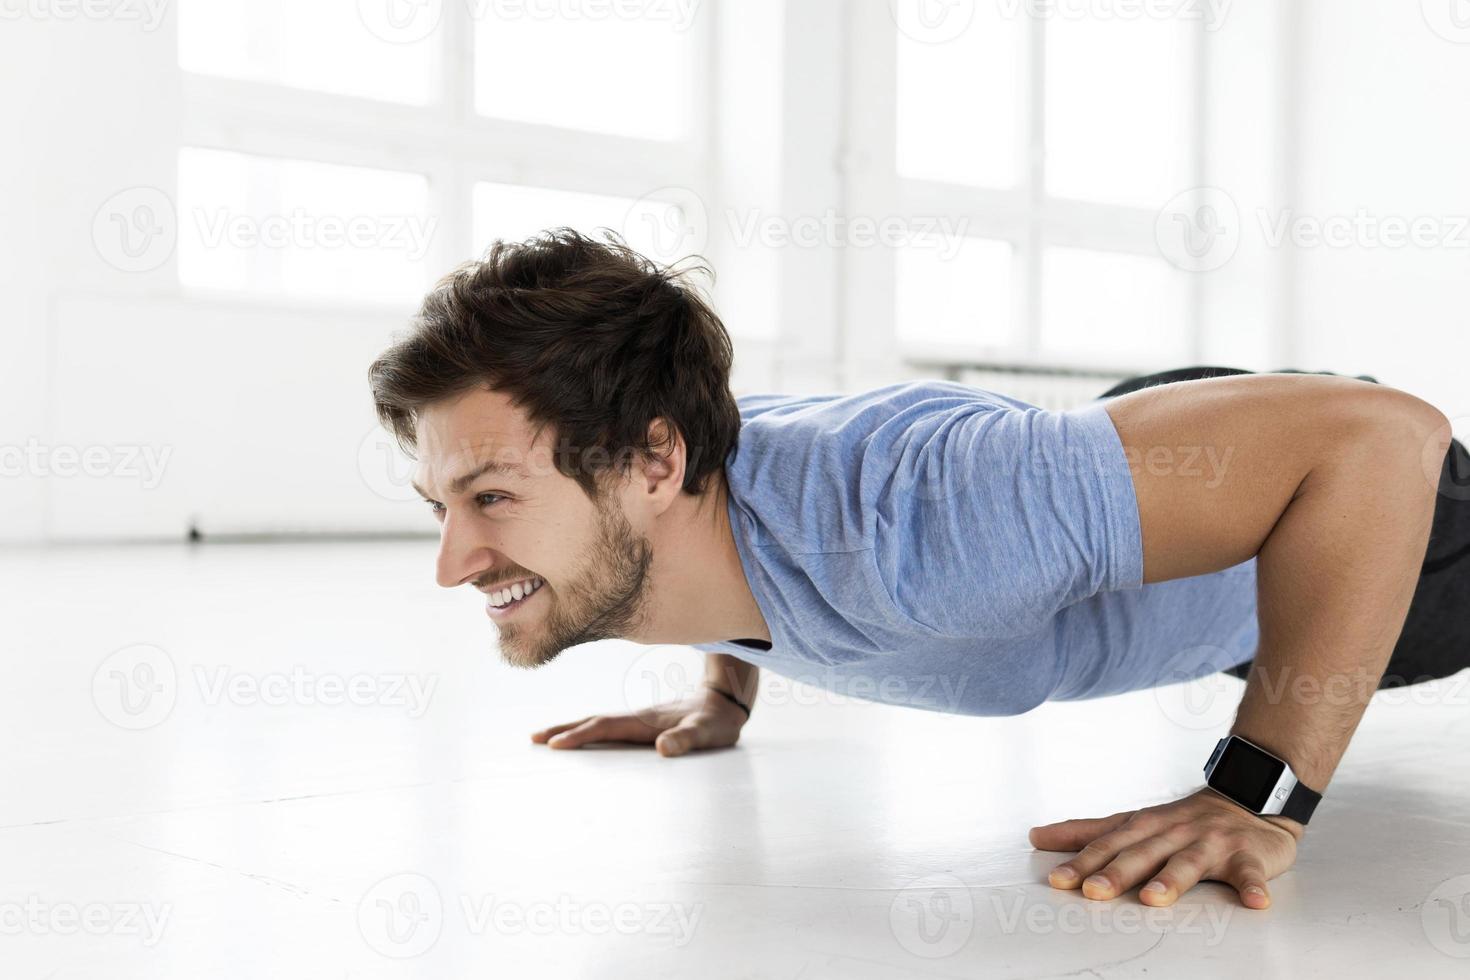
xmin=1281 ymin=780 xmax=1322 ymax=825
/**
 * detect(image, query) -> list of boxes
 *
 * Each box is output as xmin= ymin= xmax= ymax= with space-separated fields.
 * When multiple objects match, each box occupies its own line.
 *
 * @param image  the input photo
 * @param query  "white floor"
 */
xmin=5 ymin=540 xmax=1470 ymax=979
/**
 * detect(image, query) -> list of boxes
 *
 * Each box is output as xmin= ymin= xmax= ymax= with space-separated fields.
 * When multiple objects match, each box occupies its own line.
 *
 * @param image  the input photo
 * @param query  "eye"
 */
xmin=422 ymin=494 xmax=507 ymax=518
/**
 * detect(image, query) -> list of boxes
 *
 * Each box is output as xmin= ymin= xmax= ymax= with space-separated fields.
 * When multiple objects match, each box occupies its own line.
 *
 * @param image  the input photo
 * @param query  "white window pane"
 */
xmin=473 ymin=183 xmax=687 ymax=266
xmin=177 ymin=0 xmax=435 ymax=105
xmin=178 ymin=148 xmax=435 ymax=305
xmin=896 ymin=8 xmax=1023 ymax=188
xmin=474 ymin=9 xmax=695 ymax=140
xmin=896 ymin=238 xmax=1014 ymax=348
xmin=1040 ymin=247 xmax=1190 ymax=365
xmin=1044 ymin=16 xmax=1193 ymax=208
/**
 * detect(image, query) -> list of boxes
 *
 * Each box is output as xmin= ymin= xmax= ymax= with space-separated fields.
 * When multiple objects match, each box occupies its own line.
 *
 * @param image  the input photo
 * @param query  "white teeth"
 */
xmin=490 ymin=577 xmax=541 ymax=608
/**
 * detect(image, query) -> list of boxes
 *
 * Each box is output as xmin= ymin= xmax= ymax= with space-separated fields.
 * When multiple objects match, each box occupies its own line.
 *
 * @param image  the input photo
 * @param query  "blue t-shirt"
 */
xmin=693 ymin=380 xmax=1258 ymax=716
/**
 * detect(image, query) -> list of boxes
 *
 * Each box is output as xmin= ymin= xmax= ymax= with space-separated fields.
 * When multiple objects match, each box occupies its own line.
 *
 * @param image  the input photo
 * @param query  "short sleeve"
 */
xmin=869 ymin=399 xmax=1144 ymax=639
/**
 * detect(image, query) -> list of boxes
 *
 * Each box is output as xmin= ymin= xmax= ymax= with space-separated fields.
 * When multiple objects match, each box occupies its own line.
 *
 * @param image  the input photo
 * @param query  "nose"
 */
xmin=434 ymin=511 xmax=495 ymax=589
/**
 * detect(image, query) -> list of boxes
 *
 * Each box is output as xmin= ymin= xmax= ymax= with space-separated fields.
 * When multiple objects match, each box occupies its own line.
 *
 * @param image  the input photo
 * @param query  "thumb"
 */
xmin=655 ymin=719 xmax=717 ymax=758
xmin=1225 ymin=853 xmax=1273 ymax=910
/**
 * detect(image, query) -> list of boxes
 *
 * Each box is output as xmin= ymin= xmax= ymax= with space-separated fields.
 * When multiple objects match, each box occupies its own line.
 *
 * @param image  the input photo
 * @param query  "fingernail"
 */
xmin=1142 ymin=881 xmax=1167 ymax=895
xmin=1083 ymin=875 xmax=1111 ymax=892
xmin=1050 ymin=867 xmax=1077 ymax=882
xmin=1245 ymin=886 xmax=1266 ymax=899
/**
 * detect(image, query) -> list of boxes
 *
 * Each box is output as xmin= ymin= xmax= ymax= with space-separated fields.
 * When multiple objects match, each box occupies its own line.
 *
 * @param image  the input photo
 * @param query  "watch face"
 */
xmin=1209 ymin=738 xmax=1287 ymax=811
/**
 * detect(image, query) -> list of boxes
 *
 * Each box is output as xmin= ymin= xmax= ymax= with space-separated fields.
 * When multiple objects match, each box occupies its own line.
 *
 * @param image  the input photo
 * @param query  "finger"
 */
xmin=1029 ymin=811 xmax=1134 ymax=853
xmin=1222 ymin=851 xmax=1272 ymax=910
xmin=1082 ymin=828 xmax=1194 ymax=902
xmin=655 ymin=718 xmax=719 ymax=758
xmin=546 ymin=715 xmax=659 ymax=749
xmin=530 ymin=717 xmax=593 ymax=743
xmin=1137 ymin=841 xmax=1216 ymax=907
xmin=1044 ymin=822 xmax=1156 ymax=890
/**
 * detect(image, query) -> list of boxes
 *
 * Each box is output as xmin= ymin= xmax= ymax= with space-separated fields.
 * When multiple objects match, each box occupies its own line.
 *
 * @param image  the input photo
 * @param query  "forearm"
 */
xmin=1230 ymin=408 xmax=1447 ymax=827
xmin=705 ymin=653 xmax=759 ymax=713
xmin=1034 ymin=381 xmax=1452 ymax=908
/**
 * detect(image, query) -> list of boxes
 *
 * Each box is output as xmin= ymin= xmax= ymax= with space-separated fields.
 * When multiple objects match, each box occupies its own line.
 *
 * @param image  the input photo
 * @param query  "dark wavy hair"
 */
xmin=368 ymin=228 xmax=740 ymax=500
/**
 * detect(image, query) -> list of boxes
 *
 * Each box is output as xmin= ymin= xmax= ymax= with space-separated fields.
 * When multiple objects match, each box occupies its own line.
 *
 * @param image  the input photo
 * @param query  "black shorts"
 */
xmin=1095 ymin=365 xmax=1470 ymax=689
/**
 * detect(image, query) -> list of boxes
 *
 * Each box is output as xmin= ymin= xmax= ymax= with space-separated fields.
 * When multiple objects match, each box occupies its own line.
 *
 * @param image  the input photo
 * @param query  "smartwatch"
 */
xmin=1202 ymin=735 xmax=1322 ymax=825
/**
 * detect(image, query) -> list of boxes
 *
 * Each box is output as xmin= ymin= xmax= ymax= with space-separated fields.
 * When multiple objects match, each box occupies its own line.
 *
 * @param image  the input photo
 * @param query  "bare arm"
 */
xmin=1032 ymin=372 xmax=1450 ymax=907
xmin=1107 ymin=373 xmax=1447 ymax=794
xmin=705 ymin=653 xmax=759 ymax=713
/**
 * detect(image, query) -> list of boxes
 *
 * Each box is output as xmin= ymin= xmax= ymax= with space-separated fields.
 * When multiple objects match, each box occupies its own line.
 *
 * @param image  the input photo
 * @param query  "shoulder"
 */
xmin=731 ymin=379 xmax=1036 ymax=433
xmin=720 ymin=379 xmax=1037 ymax=554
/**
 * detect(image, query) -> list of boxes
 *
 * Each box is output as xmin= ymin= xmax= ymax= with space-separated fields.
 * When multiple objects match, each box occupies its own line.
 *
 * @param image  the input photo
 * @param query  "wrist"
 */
xmin=1261 ymin=813 xmax=1305 ymax=842
xmin=703 ymin=682 xmax=751 ymax=720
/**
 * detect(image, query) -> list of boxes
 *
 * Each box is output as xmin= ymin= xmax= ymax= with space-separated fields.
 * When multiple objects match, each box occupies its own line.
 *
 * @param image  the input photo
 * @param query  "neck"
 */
xmin=632 ymin=472 xmax=771 ymax=646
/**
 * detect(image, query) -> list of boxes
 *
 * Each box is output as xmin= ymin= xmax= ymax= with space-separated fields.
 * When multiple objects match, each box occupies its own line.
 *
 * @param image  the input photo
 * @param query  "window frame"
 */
xmin=843 ymin=5 xmax=1209 ymax=383
xmin=175 ymin=1 xmax=717 ymax=310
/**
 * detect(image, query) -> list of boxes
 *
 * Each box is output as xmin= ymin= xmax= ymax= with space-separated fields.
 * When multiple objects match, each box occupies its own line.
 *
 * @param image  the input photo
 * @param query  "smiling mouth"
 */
xmin=485 ymin=576 xmax=544 ymax=619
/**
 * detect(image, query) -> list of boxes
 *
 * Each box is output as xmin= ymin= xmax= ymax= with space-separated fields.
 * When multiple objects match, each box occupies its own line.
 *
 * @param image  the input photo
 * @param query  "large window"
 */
xmin=175 ymin=0 xmax=712 ymax=308
xmin=888 ymin=7 xmax=1203 ymax=372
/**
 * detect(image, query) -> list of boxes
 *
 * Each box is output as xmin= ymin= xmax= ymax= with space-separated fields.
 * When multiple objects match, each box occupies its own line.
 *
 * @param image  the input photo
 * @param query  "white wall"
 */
xmin=0 ymin=4 xmax=787 ymax=545
xmin=1287 ymin=0 xmax=1470 ymax=417
xmin=6 ymin=1 xmax=1467 ymax=545
xmin=0 ymin=14 xmax=181 ymax=542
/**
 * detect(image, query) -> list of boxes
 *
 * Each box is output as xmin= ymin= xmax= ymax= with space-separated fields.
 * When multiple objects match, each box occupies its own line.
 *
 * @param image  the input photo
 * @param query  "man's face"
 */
xmin=411 ymin=386 xmax=653 ymax=669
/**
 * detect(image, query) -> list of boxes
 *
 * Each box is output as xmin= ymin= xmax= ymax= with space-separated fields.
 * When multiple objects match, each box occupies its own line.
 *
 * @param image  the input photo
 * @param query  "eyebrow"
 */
xmin=411 ymin=458 xmax=529 ymax=500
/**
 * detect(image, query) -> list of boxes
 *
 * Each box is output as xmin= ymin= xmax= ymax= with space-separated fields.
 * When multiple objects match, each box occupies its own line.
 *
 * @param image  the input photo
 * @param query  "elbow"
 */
xmin=1347 ymin=387 xmax=1453 ymax=497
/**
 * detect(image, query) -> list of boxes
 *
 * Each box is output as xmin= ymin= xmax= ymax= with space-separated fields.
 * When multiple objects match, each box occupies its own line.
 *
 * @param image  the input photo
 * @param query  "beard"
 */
xmin=496 ymin=490 xmax=653 ymax=670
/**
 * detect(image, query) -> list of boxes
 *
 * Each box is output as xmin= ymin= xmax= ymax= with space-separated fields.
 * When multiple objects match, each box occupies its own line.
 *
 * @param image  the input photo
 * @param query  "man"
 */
xmin=369 ymin=229 xmax=1469 ymax=911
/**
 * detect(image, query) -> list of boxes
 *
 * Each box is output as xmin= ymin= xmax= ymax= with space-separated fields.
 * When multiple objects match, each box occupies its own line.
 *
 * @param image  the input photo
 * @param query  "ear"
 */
xmin=641 ymin=418 xmax=687 ymax=503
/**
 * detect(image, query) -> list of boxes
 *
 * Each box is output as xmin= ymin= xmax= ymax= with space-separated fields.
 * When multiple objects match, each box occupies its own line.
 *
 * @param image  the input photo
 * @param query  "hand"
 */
xmin=530 ymin=688 xmax=749 ymax=758
xmin=1028 ymin=787 xmax=1302 ymax=909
